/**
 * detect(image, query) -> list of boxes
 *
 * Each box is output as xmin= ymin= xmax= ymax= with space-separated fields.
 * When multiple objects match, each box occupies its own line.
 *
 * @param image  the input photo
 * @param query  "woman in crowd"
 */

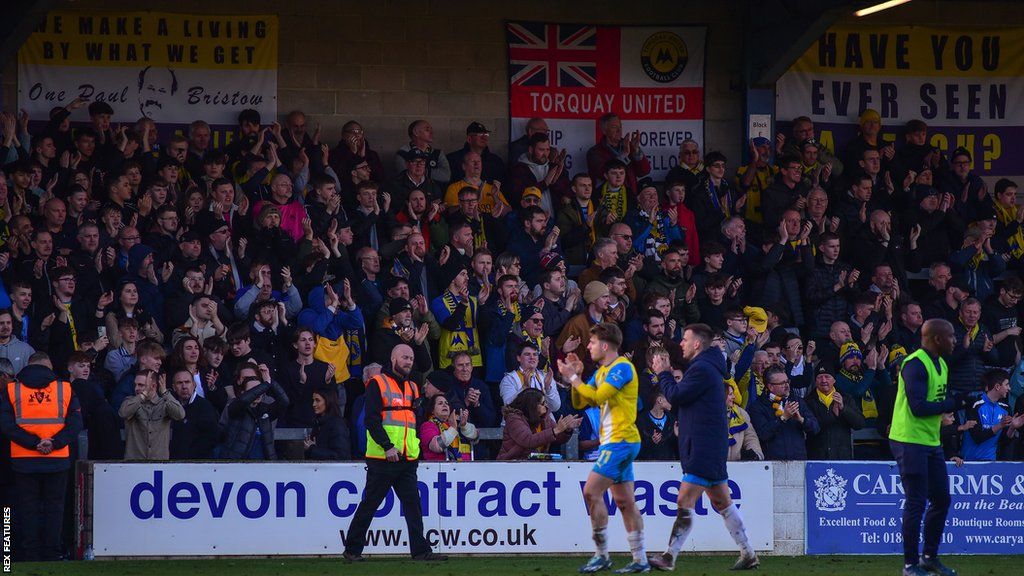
xmin=497 ymin=388 xmax=580 ymax=460
xmin=418 ymin=394 xmax=479 ymax=461
xmin=304 ymin=386 xmax=351 ymax=460
xmin=104 ymin=280 xmax=163 ymax=347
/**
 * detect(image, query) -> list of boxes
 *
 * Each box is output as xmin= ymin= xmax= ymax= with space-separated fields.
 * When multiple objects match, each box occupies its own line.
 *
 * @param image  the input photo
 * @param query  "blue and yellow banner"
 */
xmin=777 ymin=26 xmax=1024 ymax=175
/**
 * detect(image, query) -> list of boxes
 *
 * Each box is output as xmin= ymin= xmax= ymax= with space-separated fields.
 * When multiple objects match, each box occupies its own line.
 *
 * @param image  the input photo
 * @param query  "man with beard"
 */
xmin=557 ymin=282 xmax=614 ymax=380
xmin=537 ymin=267 xmax=577 ymax=338
xmin=440 ymin=218 xmax=475 ymax=283
xmin=646 ymin=249 xmax=700 ymax=329
xmin=834 ymin=341 xmax=891 ymax=426
xmin=394 ymin=188 xmax=444 ymax=253
xmin=430 ymin=268 xmax=482 ymax=370
xmin=144 ymin=206 xmax=183 ymax=266
xmin=507 ymin=207 xmax=559 ymax=287
xmin=0 ymin=308 xmax=34 ymax=374
xmin=510 ymin=132 xmax=570 ymax=216
xmin=647 ymin=323 xmax=760 ymax=571
xmin=342 ymin=344 xmax=448 ymax=563
xmin=921 ymin=277 xmax=970 ymax=324
xmin=481 ymin=275 xmax=523 ymax=386
xmin=372 ymin=297 xmax=432 ymax=375
xmin=630 ymin=310 xmax=685 ymax=370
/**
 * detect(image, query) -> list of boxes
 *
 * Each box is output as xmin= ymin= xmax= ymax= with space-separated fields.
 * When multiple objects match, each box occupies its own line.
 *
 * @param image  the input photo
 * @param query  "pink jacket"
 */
xmin=253 ymin=199 xmax=308 ymax=243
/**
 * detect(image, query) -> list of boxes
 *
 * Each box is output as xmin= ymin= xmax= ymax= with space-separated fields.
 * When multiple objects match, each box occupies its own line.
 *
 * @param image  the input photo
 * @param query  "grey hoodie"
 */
xmin=0 ymin=336 xmax=35 ymax=374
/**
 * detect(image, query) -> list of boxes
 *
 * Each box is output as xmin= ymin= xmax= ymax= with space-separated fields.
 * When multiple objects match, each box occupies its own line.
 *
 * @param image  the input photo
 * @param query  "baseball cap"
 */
xmin=405 ymin=148 xmax=429 ymax=162
xmin=390 ymin=298 xmax=412 ymax=315
xmin=522 ymin=187 xmax=542 ymax=201
xmin=466 ymin=122 xmax=489 ymax=135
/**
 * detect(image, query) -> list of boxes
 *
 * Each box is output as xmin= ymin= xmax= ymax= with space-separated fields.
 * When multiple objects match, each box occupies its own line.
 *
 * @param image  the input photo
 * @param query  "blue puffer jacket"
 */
xmin=661 ymin=347 xmax=729 ymax=481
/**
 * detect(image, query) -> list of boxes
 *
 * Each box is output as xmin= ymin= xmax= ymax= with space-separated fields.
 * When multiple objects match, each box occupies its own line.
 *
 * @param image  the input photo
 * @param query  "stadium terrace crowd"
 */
xmin=2 ymin=101 xmax=1024 ymax=479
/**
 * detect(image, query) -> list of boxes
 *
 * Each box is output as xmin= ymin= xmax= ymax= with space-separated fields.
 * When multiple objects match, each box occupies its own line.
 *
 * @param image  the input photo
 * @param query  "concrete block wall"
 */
xmin=2 ymin=1 xmax=1021 ymax=176
xmin=2 ymin=0 xmax=746 ymax=175
xmin=773 ymin=461 xmax=806 ymax=555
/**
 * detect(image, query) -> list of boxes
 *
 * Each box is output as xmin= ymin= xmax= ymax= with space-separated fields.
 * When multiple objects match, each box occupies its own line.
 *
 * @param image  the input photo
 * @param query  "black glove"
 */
xmin=740 ymin=448 xmax=763 ymax=461
xmin=952 ymin=392 xmax=973 ymax=411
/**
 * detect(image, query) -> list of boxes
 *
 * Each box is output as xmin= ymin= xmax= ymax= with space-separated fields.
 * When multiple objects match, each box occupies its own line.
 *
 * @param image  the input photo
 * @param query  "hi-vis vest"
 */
xmin=891 ymin=349 xmax=948 ymax=447
xmin=365 ymin=374 xmax=420 ymax=460
xmin=7 ymin=380 xmax=72 ymax=458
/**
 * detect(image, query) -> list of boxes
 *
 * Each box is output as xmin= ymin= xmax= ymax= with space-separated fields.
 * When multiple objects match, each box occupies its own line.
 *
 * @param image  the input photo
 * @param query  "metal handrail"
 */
xmin=77 ymin=426 xmax=580 ymax=460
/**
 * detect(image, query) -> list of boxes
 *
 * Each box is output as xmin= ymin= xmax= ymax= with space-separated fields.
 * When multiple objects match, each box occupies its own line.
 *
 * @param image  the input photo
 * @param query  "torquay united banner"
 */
xmin=507 ymin=23 xmax=706 ymax=181
xmin=776 ymin=26 xmax=1024 ymax=176
xmin=18 ymin=12 xmax=277 ymax=137
xmin=806 ymin=462 xmax=1024 ymax=555
xmin=92 ymin=461 xmax=772 ymax=556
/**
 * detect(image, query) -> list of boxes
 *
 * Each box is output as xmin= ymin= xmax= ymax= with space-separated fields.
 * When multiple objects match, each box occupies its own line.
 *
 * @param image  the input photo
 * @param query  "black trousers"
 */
xmin=14 ymin=469 xmax=69 ymax=562
xmin=344 ymin=459 xmax=430 ymax=557
xmin=891 ymin=440 xmax=950 ymax=565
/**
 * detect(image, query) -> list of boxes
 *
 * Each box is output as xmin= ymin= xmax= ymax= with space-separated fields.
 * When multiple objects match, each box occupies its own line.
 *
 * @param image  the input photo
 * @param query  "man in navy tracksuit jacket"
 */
xmin=649 ymin=323 xmax=759 ymax=571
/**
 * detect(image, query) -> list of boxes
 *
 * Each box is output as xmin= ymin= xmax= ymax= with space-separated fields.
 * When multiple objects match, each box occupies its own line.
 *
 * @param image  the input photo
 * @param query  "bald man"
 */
xmin=343 ymin=343 xmax=447 ymax=563
xmin=890 ymin=319 xmax=965 ymax=576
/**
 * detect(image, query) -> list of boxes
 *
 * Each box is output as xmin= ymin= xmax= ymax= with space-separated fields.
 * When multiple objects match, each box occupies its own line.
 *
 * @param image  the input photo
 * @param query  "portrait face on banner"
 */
xmin=137 ymin=66 xmax=179 ymax=119
xmin=18 ymin=12 xmax=278 ymax=142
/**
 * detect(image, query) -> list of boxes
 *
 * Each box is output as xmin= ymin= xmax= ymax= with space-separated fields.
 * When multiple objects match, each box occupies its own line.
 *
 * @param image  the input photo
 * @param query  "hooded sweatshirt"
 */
xmin=123 ymin=244 xmax=166 ymax=328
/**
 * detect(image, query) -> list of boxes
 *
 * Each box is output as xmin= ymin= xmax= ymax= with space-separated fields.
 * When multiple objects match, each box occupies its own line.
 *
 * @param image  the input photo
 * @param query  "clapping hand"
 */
xmin=556 ymin=352 xmax=584 ymax=385
xmin=831 ymin=391 xmax=844 ymax=415
xmin=561 ymin=334 xmax=581 ymax=353
xmin=650 ymin=353 xmax=672 ymax=375
xmin=554 ymin=414 xmax=582 ymax=434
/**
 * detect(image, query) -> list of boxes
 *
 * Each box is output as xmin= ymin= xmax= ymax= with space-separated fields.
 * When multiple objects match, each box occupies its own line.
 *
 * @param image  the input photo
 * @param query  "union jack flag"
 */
xmin=507 ymin=23 xmax=598 ymax=88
